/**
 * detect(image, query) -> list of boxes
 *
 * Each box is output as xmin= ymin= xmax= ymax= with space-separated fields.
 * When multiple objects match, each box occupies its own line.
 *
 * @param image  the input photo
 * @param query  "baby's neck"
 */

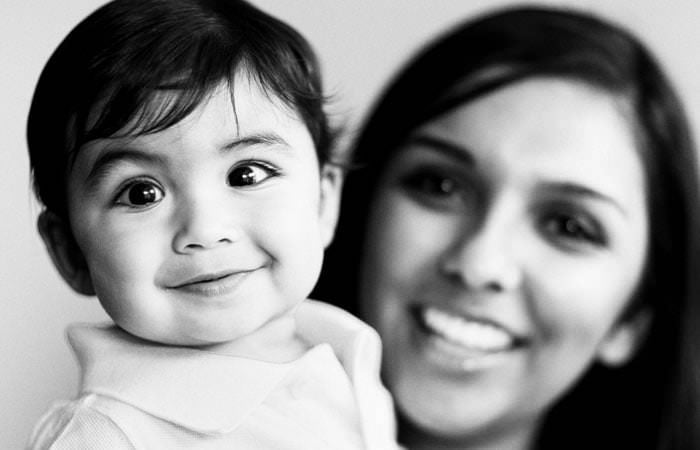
xmin=201 ymin=313 xmax=309 ymax=362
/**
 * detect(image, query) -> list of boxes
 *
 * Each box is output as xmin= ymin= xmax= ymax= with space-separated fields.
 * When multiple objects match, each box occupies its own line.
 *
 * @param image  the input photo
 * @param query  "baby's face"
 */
xmin=65 ymin=78 xmax=338 ymax=351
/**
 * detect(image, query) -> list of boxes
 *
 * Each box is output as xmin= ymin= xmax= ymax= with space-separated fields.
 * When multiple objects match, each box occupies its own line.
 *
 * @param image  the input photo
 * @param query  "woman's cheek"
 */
xmin=383 ymin=193 xmax=461 ymax=275
xmin=527 ymin=255 xmax=637 ymax=353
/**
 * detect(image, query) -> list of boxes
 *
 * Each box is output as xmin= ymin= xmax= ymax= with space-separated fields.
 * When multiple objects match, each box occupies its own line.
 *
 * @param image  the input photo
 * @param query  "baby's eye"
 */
xmin=227 ymin=162 xmax=279 ymax=187
xmin=115 ymin=180 xmax=164 ymax=208
xmin=540 ymin=212 xmax=606 ymax=248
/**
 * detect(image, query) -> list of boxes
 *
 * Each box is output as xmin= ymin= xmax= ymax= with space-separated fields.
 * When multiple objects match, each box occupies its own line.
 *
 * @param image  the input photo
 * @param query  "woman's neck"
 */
xmin=398 ymin=414 xmax=539 ymax=450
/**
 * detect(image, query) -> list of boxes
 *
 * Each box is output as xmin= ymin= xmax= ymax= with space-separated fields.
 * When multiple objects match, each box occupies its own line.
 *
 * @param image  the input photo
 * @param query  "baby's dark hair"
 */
xmin=27 ymin=0 xmax=334 ymax=220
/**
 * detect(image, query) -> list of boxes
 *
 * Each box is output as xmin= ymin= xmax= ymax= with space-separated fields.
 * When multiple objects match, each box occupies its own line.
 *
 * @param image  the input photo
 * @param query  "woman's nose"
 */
xmin=439 ymin=211 xmax=523 ymax=293
xmin=172 ymin=193 xmax=242 ymax=253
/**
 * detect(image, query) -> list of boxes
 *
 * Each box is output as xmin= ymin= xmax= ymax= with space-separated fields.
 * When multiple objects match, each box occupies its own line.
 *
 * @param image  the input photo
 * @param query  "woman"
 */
xmin=314 ymin=6 xmax=700 ymax=449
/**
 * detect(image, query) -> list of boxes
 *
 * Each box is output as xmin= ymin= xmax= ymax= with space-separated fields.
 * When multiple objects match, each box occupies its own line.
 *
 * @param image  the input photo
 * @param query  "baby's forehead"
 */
xmin=73 ymin=82 xmax=316 ymax=173
xmin=80 ymin=74 xmax=304 ymax=150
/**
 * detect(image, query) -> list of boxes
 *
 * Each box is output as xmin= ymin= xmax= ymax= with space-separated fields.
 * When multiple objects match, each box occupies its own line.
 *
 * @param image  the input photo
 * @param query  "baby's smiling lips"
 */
xmin=169 ymin=268 xmax=258 ymax=298
xmin=175 ymin=270 xmax=239 ymax=287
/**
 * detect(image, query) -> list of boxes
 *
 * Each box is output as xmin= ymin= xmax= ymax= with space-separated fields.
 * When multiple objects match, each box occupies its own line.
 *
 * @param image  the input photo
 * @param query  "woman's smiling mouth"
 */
xmin=410 ymin=304 xmax=528 ymax=372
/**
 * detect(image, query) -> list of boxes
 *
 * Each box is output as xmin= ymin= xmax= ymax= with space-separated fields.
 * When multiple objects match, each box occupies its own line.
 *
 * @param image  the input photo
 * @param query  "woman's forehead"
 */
xmin=409 ymin=78 xmax=647 ymax=210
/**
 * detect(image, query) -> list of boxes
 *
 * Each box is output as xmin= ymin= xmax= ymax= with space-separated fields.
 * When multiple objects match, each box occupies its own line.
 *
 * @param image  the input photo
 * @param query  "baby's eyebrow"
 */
xmin=81 ymin=132 xmax=289 ymax=188
xmin=221 ymin=132 xmax=289 ymax=153
xmin=84 ymin=148 xmax=166 ymax=189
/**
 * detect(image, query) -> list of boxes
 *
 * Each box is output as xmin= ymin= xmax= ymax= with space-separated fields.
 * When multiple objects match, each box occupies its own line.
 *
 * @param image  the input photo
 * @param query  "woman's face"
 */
xmin=360 ymin=78 xmax=649 ymax=445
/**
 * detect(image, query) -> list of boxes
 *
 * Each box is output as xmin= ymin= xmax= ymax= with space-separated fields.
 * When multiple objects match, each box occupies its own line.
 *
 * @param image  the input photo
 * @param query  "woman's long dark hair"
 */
xmin=314 ymin=6 xmax=700 ymax=449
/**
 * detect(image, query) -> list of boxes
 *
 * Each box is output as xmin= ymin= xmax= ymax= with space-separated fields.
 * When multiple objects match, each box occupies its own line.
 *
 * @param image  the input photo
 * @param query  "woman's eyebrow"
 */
xmin=220 ymin=132 xmax=290 ymax=153
xmin=541 ymin=181 xmax=629 ymax=217
xmin=407 ymin=133 xmax=475 ymax=165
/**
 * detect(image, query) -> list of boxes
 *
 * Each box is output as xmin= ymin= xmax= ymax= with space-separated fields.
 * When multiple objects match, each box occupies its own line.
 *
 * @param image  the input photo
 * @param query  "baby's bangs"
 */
xmin=79 ymin=32 xmax=239 ymax=145
xmin=246 ymin=44 xmax=320 ymax=109
xmin=67 ymin=0 xmax=331 ymax=165
xmin=230 ymin=16 xmax=331 ymax=159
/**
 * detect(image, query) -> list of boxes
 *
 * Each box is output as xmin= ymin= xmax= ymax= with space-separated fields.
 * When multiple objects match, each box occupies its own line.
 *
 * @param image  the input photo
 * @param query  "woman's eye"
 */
xmin=542 ymin=212 xmax=606 ymax=247
xmin=401 ymin=169 xmax=462 ymax=197
xmin=409 ymin=172 xmax=458 ymax=196
xmin=115 ymin=181 xmax=164 ymax=208
xmin=227 ymin=163 xmax=278 ymax=187
xmin=399 ymin=168 xmax=472 ymax=211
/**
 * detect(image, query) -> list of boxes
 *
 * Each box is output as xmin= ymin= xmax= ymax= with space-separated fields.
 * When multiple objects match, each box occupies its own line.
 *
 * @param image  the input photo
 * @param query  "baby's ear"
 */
xmin=318 ymin=164 xmax=343 ymax=248
xmin=37 ymin=211 xmax=95 ymax=296
xmin=596 ymin=307 xmax=651 ymax=367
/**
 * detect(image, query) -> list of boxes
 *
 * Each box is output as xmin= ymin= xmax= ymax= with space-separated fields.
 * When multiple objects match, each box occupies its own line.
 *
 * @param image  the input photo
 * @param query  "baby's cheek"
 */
xmin=272 ymin=217 xmax=325 ymax=293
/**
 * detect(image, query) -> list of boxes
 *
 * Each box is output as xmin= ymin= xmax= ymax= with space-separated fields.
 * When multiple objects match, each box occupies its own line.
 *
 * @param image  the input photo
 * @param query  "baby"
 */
xmin=26 ymin=0 xmax=396 ymax=448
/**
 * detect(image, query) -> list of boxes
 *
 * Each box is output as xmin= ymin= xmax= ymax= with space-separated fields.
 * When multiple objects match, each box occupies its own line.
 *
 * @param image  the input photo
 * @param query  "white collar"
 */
xmin=68 ymin=300 xmax=384 ymax=436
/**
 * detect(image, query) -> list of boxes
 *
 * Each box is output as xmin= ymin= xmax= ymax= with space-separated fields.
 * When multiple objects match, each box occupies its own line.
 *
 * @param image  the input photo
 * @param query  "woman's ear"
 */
xmin=596 ymin=308 xmax=651 ymax=367
xmin=318 ymin=164 xmax=344 ymax=248
xmin=37 ymin=210 xmax=95 ymax=296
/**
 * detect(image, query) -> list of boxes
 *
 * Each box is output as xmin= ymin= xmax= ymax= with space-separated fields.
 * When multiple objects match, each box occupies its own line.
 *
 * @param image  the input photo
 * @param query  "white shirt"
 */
xmin=29 ymin=300 xmax=398 ymax=449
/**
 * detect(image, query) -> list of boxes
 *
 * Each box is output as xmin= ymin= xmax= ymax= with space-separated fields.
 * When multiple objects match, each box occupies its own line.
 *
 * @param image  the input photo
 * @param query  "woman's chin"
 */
xmin=385 ymin=331 xmax=531 ymax=442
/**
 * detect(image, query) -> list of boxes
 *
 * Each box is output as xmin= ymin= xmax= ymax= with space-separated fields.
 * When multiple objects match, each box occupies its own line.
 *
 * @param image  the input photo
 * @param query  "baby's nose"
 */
xmin=172 ymin=195 xmax=242 ymax=253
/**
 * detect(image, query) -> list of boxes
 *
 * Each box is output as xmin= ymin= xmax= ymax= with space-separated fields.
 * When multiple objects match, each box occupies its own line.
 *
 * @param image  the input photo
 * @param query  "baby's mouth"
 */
xmin=168 ymin=268 xmax=259 ymax=298
xmin=175 ymin=271 xmax=236 ymax=288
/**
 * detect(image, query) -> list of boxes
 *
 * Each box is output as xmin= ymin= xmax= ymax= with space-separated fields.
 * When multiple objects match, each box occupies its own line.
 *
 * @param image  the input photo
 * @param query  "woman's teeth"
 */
xmin=421 ymin=307 xmax=515 ymax=352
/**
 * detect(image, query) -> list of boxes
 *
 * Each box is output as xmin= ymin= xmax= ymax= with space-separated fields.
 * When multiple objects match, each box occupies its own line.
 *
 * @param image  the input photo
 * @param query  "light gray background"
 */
xmin=2 ymin=1 xmax=699 ymax=447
